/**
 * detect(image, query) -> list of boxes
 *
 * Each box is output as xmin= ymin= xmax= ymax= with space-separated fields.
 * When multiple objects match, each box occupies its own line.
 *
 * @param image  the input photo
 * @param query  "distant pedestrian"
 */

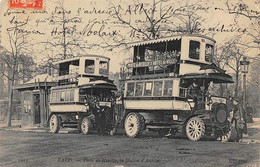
xmin=231 ymin=99 xmax=243 ymax=141
xmin=246 ymin=103 xmax=254 ymax=123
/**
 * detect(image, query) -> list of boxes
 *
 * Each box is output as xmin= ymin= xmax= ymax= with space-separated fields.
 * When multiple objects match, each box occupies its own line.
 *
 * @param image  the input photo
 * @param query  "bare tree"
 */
xmin=226 ymin=48 xmax=245 ymax=98
xmin=226 ymin=0 xmax=260 ymax=20
xmin=41 ymin=0 xmax=89 ymax=60
xmin=0 ymin=30 xmax=34 ymax=126
xmin=226 ymin=0 xmax=260 ymax=49
xmin=110 ymin=0 xmax=204 ymax=41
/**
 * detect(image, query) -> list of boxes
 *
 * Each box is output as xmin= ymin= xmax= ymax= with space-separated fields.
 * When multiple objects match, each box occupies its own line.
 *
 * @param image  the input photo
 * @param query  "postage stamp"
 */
xmin=9 ymin=0 xmax=43 ymax=9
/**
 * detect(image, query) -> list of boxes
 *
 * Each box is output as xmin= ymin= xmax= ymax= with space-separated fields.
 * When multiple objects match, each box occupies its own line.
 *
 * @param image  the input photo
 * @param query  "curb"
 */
xmin=3 ymin=127 xmax=80 ymax=134
xmin=240 ymin=139 xmax=260 ymax=144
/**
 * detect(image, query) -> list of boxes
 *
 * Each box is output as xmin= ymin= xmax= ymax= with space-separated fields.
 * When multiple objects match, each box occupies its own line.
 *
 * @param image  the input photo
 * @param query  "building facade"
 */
xmin=15 ymin=74 xmax=56 ymax=126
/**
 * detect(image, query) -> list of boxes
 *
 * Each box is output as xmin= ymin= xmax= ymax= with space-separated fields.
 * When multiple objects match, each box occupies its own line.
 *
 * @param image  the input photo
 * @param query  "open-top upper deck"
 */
xmin=125 ymin=34 xmax=217 ymax=79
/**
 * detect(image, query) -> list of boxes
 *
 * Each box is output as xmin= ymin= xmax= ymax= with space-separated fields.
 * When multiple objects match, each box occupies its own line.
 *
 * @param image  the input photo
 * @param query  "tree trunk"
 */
xmin=234 ymin=70 xmax=239 ymax=98
xmin=7 ymin=80 xmax=14 ymax=127
xmin=7 ymin=61 xmax=16 ymax=127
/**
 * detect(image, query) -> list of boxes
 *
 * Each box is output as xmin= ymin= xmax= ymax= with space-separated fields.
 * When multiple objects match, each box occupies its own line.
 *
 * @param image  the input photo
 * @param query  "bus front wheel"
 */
xmin=80 ymin=117 xmax=92 ymax=135
xmin=186 ymin=117 xmax=205 ymax=141
xmin=124 ymin=112 xmax=145 ymax=138
xmin=49 ymin=114 xmax=61 ymax=134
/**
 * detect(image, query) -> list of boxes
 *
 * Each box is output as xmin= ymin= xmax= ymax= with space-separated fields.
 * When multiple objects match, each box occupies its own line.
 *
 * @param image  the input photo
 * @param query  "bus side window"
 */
xmin=51 ymin=92 xmax=56 ymax=103
xmin=126 ymin=83 xmax=135 ymax=97
xmin=144 ymin=81 xmax=153 ymax=96
xmin=189 ymin=40 xmax=200 ymax=60
xmin=65 ymin=90 xmax=70 ymax=101
xmin=60 ymin=91 xmax=65 ymax=102
xmin=164 ymin=80 xmax=173 ymax=96
xmin=85 ymin=60 xmax=95 ymax=74
xmin=179 ymin=87 xmax=187 ymax=97
xmin=99 ymin=61 xmax=108 ymax=75
xmin=56 ymin=91 xmax=60 ymax=102
xmin=135 ymin=82 xmax=143 ymax=96
xmin=205 ymin=44 xmax=213 ymax=62
xmin=154 ymin=81 xmax=163 ymax=96
xmin=70 ymin=89 xmax=74 ymax=101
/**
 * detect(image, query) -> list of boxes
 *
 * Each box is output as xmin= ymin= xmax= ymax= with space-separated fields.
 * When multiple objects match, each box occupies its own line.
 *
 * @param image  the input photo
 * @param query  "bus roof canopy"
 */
xmin=129 ymin=34 xmax=216 ymax=47
xmin=181 ymin=73 xmax=234 ymax=83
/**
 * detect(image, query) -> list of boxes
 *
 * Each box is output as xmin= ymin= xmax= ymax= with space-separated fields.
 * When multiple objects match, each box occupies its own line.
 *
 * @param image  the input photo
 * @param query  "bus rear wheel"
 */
xmin=124 ymin=112 xmax=145 ymax=138
xmin=186 ymin=117 xmax=205 ymax=141
xmin=80 ymin=117 xmax=91 ymax=135
xmin=49 ymin=114 xmax=61 ymax=133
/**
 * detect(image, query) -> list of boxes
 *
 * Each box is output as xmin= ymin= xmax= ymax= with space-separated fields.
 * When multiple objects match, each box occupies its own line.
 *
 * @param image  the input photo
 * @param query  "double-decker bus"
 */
xmin=48 ymin=55 xmax=117 ymax=134
xmin=121 ymin=34 xmax=234 ymax=141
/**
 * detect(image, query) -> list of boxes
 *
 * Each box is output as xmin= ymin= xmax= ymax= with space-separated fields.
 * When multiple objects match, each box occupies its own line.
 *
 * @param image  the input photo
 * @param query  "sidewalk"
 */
xmin=241 ymin=118 xmax=260 ymax=144
xmin=0 ymin=118 xmax=260 ymax=142
xmin=0 ymin=120 xmax=49 ymax=133
xmin=0 ymin=120 xmax=80 ymax=133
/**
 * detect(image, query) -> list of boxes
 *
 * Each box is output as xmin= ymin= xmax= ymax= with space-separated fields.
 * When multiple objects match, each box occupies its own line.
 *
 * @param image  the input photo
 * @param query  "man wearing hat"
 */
xmin=231 ymin=99 xmax=243 ymax=141
xmin=94 ymin=102 xmax=105 ymax=136
xmin=187 ymin=80 xmax=201 ymax=111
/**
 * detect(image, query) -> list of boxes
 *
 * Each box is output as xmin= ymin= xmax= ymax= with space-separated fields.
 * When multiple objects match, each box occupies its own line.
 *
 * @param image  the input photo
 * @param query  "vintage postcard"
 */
xmin=0 ymin=0 xmax=259 ymax=166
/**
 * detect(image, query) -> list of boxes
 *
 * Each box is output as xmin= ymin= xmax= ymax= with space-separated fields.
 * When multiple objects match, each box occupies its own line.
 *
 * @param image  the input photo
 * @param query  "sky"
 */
xmin=0 ymin=0 xmax=259 ymax=73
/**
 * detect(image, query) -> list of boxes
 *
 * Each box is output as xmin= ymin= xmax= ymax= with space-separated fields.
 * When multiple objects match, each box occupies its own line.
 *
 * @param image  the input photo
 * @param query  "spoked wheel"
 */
xmin=80 ymin=117 xmax=92 ymax=135
xmin=186 ymin=117 xmax=205 ymax=141
xmin=124 ymin=112 xmax=145 ymax=138
xmin=49 ymin=114 xmax=61 ymax=133
xmin=158 ymin=129 xmax=171 ymax=137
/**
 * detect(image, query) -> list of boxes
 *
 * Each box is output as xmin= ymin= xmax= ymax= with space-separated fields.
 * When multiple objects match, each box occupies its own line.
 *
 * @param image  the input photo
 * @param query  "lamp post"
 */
xmin=240 ymin=56 xmax=250 ymax=134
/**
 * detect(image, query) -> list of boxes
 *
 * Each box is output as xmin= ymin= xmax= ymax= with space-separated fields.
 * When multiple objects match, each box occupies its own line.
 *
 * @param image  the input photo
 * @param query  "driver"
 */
xmin=187 ymin=80 xmax=201 ymax=111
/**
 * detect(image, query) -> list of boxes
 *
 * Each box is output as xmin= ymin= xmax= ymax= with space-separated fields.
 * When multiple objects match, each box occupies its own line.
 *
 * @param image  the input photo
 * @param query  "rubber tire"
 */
xmin=158 ymin=129 xmax=171 ymax=137
xmin=80 ymin=117 xmax=92 ymax=135
xmin=124 ymin=112 xmax=145 ymax=138
xmin=49 ymin=114 xmax=61 ymax=134
xmin=186 ymin=117 xmax=205 ymax=141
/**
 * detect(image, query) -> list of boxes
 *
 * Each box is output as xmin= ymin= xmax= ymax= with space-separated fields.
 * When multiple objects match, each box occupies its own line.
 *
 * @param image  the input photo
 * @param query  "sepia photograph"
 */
xmin=0 ymin=0 xmax=259 ymax=166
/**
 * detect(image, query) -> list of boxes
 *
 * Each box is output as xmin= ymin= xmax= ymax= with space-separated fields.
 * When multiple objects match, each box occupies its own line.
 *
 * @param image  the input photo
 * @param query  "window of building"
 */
xmin=24 ymin=92 xmax=31 ymax=113
xmin=99 ymin=61 xmax=108 ymax=75
xmin=154 ymin=81 xmax=163 ymax=96
xmin=205 ymin=44 xmax=214 ymax=62
xmin=189 ymin=40 xmax=200 ymax=60
xmin=135 ymin=82 xmax=143 ymax=96
xmin=164 ymin=80 xmax=173 ymax=96
xmin=85 ymin=60 xmax=95 ymax=74
xmin=126 ymin=82 xmax=135 ymax=97
xmin=144 ymin=81 xmax=153 ymax=96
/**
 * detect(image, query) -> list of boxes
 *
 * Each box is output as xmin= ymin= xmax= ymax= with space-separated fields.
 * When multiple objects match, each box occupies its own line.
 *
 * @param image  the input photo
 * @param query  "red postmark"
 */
xmin=9 ymin=0 xmax=43 ymax=9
